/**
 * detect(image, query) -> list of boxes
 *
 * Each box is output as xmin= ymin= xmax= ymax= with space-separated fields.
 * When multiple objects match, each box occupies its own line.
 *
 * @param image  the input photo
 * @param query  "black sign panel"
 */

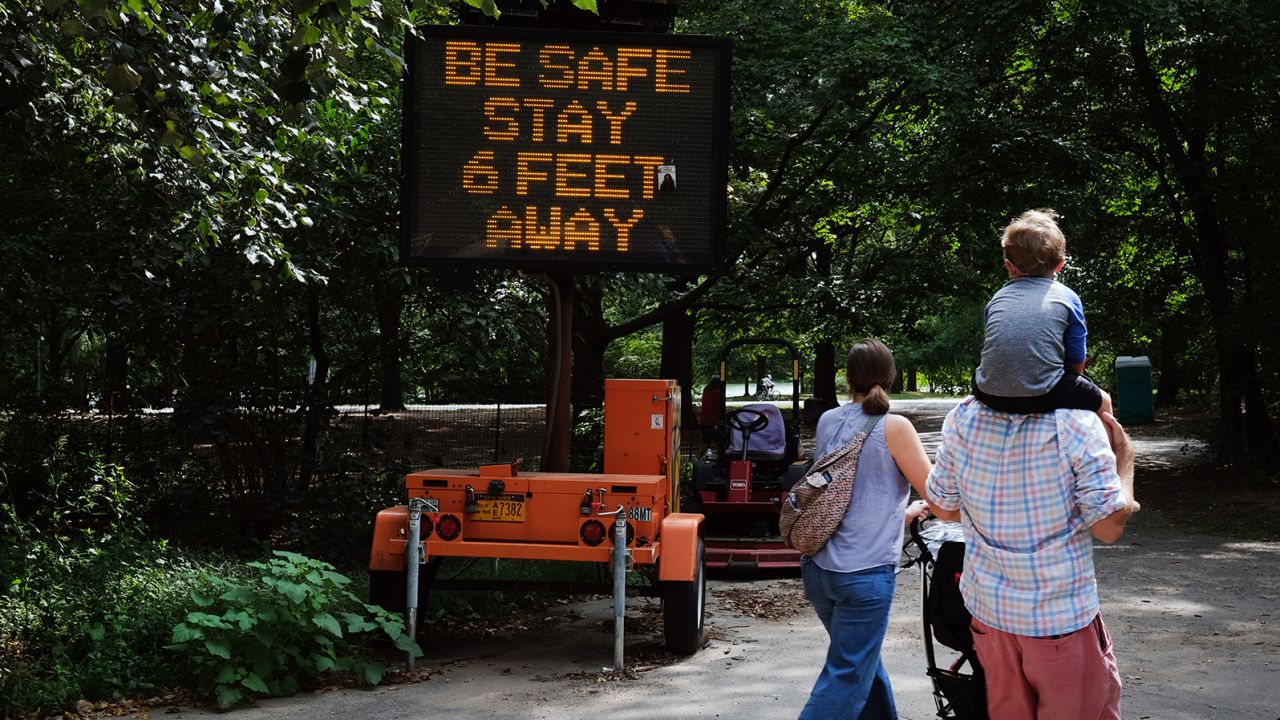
xmin=402 ymin=25 xmax=729 ymax=274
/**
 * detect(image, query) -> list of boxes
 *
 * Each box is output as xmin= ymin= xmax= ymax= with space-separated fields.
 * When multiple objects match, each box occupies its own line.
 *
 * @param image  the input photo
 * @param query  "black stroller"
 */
xmin=903 ymin=518 xmax=989 ymax=720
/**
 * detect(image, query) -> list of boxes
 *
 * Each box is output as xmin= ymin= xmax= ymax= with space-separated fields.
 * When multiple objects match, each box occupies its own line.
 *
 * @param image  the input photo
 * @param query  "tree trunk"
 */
xmin=542 ymin=274 xmax=575 ymax=472
xmin=1154 ymin=316 xmax=1185 ymax=408
xmin=569 ymin=278 xmax=608 ymax=411
xmin=814 ymin=340 xmax=837 ymax=403
xmin=377 ymin=283 xmax=405 ymax=411
xmin=104 ymin=333 xmax=128 ymax=413
xmin=1237 ymin=345 xmax=1280 ymax=472
xmin=298 ymin=286 xmax=330 ymax=495
xmin=44 ymin=312 xmax=63 ymax=396
xmin=660 ymin=307 xmax=696 ymax=433
xmin=906 ymin=368 xmax=918 ymax=392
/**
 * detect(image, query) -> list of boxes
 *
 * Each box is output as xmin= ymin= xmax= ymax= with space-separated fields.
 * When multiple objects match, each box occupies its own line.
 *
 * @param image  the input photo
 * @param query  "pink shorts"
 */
xmin=970 ymin=614 xmax=1122 ymax=720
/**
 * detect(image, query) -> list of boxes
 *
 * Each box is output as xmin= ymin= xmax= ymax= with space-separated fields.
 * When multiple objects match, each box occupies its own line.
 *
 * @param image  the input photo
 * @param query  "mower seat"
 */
xmin=727 ymin=403 xmax=787 ymax=461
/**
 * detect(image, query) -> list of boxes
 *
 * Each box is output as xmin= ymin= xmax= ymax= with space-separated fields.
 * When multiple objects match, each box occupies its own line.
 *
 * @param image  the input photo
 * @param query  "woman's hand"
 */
xmin=904 ymin=499 xmax=930 ymax=526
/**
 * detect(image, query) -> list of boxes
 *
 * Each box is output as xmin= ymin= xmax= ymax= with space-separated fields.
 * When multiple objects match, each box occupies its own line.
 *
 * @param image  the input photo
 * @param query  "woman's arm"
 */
xmin=885 ymin=413 xmax=959 ymax=521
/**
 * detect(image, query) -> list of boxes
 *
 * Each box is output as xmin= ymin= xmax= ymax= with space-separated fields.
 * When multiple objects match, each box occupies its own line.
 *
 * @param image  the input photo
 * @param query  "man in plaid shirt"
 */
xmin=926 ymin=397 xmax=1138 ymax=719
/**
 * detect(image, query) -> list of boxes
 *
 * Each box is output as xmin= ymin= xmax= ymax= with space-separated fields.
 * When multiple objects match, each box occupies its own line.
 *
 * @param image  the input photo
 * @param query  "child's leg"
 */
xmin=972 ymin=385 xmax=1057 ymax=414
xmin=1043 ymin=372 xmax=1105 ymax=412
xmin=976 ymin=373 xmax=1106 ymax=415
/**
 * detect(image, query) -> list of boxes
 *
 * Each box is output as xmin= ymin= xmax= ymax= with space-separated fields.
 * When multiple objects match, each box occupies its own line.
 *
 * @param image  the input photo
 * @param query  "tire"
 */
xmin=661 ymin=539 xmax=706 ymax=655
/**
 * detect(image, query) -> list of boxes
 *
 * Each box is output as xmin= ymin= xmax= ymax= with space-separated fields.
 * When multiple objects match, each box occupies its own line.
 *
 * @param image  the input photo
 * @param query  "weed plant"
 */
xmin=168 ymin=552 xmax=421 ymax=709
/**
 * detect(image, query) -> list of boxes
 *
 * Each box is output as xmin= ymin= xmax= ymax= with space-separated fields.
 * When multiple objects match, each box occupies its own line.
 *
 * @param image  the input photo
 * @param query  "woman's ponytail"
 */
xmin=846 ymin=339 xmax=897 ymax=415
xmin=861 ymin=384 xmax=891 ymax=415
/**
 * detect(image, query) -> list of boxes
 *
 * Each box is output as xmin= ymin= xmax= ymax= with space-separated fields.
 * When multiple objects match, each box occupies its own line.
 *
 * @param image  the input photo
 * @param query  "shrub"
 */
xmin=167 ymin=551 xmax=421 ymax=709
xmin=0 ymin=450 xmax=213 ymax=715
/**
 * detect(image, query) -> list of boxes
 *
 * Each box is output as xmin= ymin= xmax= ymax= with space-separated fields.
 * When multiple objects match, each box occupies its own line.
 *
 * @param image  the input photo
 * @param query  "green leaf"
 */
xmin=242 ymin=673 xmax=270 ymax=694
xmin=311 ymin=612 xmax=342 ymax=637
xmin=186 ymin=612 xmax=230 ymax=629
xmin=569 ymin=0 xmax=598 ymax=12
xmin=58 ymin=18 xmax=88 ymax=37
xmin=171 ymin=623 xmax=204 ymax=643
xmin=360 ymin=661 xmax=384 ymax=685
xmin=191 ymin=589 xmax=215 ymax=607
xmin=377 ymin=616 xmax=404 ymax=639
xmin=393 ymin=634 xmax=423 ymax=657
xmin=157 ymin=120 xmax=184 ymax=148
xmin=215 ymin=665 xmax=242 ymax=684
xmin=226 ymin=609 xmax=256 ymax=631
xmin=205 ymin=638 xmax=233 ymax=659
xmin=462 ymin=0 xmax=499 ymax=18
xmin=276 ymin=580 xmax=309 ymax=604
xmin=218 ymin=586 xmax=256 ymax=602
xmin=215 ymin=685 xmax=244 ymax=710
xmin=178 ymin=145 xmax=204 ymax=166
xmin=311 ymin=652 xmax=336 ymax=672
xmin=321 ymin=570 xmax=351 ymax=586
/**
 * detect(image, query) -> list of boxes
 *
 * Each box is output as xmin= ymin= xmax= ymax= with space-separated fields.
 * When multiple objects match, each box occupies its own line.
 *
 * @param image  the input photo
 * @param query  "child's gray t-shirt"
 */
xmin=974 ymin=277 xmax=1088 ymax=397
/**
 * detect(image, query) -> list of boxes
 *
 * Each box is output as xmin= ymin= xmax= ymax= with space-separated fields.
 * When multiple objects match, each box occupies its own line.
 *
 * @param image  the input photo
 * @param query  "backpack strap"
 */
xmin=858 ymin=414 xmax=883 ymax=437
xmin=810 ymin=413 xmax=884 ymax=472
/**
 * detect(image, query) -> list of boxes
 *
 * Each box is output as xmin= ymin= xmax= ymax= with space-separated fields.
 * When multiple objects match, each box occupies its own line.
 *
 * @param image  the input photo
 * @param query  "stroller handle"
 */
xmin=906 ymin=515 xmax=935 ymax=566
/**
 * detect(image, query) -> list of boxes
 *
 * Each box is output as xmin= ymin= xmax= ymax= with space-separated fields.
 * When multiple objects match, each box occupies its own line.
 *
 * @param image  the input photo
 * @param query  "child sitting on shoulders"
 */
xmin=972 ymin=209 xmax=1114 ymax=416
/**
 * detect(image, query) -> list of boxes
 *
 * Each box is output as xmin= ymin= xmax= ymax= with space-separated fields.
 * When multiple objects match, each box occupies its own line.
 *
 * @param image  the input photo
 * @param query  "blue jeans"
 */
xmin=798 ymin=560 xmax=898 ymax=720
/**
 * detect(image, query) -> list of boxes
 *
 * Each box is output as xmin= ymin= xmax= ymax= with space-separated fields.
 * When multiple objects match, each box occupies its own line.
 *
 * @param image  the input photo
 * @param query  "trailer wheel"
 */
xmin=661 ymin=539 xmax=706 ymax=655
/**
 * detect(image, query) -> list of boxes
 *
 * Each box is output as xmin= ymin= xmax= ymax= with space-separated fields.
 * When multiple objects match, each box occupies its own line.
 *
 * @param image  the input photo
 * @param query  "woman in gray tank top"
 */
xmin=797 ymin=339 xmax=939 ymax=720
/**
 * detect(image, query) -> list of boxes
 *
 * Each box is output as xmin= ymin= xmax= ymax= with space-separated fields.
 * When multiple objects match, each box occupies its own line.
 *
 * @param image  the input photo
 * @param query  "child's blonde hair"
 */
xmin=1001 ymin=209 xmax=1066 ymax=277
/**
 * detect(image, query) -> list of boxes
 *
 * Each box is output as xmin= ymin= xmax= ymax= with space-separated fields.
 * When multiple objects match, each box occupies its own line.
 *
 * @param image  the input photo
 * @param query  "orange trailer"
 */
xmin=368 ymin=379 xmax=706 ymax=655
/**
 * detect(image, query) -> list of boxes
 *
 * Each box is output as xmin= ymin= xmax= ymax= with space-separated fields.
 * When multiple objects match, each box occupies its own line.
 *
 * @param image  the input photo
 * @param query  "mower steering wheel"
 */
xmin=727 ymin=408 xmax=770 ymax=434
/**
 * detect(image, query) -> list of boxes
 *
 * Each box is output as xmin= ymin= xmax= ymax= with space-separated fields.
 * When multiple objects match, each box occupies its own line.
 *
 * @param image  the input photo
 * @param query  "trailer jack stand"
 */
xmin=405 ymin=497 xmax=429 ymax=672
xmin=598 ymin=505 xmax=628 ymax=671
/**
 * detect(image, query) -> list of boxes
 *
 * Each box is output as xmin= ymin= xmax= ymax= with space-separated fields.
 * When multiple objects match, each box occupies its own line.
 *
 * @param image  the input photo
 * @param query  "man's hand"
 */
xmin=1100 ymin=411 xmax=1135 ymax=489
xmin=1091 ymin=412 xmax=1140 ymax=543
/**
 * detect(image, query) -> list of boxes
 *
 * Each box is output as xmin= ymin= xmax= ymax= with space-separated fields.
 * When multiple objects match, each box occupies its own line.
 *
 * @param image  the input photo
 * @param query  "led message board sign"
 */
xmin=401 ymin=25 xmax=730 ymax=274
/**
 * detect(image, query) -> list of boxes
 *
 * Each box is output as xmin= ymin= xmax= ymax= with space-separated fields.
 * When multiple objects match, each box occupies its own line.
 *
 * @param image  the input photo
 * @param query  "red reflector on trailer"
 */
xmin=580 ymin=520 xmax=607 ymax=546
xmin=436 ymin=514 xmax=462 ymax=541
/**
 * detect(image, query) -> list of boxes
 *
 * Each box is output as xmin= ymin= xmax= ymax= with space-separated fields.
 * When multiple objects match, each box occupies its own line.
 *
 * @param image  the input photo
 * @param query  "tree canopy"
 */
xmin=3 ymin=0 xmax=1277 ymax=480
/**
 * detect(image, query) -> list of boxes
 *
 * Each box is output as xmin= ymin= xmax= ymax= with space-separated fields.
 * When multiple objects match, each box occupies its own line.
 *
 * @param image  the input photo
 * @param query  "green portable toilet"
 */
xmin=1114 ymin=356 xmax=1155 ymax=424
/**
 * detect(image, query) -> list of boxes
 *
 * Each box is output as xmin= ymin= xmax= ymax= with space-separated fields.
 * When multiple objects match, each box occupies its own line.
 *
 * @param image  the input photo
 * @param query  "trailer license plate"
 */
xmin=472 ymin=495 xmax=525 ymax=522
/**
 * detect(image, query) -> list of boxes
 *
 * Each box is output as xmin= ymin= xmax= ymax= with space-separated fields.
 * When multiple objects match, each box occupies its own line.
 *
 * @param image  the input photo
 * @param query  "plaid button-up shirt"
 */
xmin=926 ymin=397 xmax=1127 ymax=637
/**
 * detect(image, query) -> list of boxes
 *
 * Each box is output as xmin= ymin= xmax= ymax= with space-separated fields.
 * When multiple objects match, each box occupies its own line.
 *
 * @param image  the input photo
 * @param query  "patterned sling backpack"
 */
xmin=779 ymin=414 xmax=883 ymax=556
